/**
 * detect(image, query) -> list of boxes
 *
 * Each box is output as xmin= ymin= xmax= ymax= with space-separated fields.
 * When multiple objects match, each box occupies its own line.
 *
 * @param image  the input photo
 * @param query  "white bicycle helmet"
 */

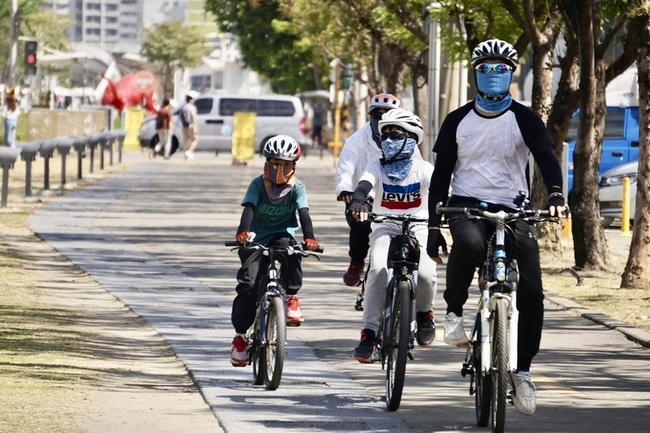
xmin=263 ymin=135 xmax=301 ymax=161
xmin=378 ymin=108 xmax=424 ymax=145
xmin=368 ymin=93 xmax=401 ymax=114
xmin=471 ymin=38 xmax=519 ymax=69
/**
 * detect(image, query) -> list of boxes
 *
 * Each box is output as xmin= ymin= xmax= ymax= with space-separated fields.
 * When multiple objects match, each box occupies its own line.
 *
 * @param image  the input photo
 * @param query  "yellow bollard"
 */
xmin=621 ymin=176 xmax=631 ymax=235
xmin=561 ymin=217 xmax=572 ymax=238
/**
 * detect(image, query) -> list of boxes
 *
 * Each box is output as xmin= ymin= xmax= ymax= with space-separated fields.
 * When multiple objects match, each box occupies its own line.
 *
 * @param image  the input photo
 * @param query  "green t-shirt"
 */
xmin=241 ymin=176 xmax=309 ymax=244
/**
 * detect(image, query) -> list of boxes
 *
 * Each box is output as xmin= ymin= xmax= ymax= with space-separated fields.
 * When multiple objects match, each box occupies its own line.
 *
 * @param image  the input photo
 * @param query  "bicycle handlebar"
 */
xmin=224 ymin=241 xmax=324 ymax=255
xmin=436 ymin=203 xmax=558 ymax=223
xmin=367 ymin=212 xmax=428 ymax=224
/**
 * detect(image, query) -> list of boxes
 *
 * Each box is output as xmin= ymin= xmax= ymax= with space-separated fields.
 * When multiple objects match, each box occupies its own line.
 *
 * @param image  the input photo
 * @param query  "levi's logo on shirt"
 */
xmin=381 ymin=183 xmax=421 ymax=209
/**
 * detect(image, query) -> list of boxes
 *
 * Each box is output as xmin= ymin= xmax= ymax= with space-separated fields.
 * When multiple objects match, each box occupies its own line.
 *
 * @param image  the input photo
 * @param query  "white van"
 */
xmin=139 ymin=94 xmax=308 ymax=155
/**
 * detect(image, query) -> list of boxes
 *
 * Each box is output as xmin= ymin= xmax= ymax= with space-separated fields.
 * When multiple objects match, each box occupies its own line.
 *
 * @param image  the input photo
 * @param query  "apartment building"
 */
xmin=42 ymin=0 xmax=143 ymax=54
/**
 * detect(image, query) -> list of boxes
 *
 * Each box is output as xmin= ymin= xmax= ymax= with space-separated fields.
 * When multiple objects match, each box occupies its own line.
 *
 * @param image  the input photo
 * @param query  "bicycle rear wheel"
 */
xmin=491 ymin=299 xmax=510 ymax=433
xmin=473 ymin=313 xmax=491 ymax=427
xmin=264 ymin=296 xmax=286 ymax=390
xmin=385 ymin=280 xmax=411 ymax=411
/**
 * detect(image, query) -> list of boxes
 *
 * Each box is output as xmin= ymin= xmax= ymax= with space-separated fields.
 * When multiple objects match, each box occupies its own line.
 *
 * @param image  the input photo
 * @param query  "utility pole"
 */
xmin=426 ymin=2 xmax=441 ymax=163
xmin=9 ymin=0 xmax=19 ymax=86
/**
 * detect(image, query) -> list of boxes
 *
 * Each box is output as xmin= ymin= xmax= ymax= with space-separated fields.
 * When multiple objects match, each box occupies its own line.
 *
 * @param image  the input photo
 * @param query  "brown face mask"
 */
xmin=263 ymin=161 xmax=296 ymax=204
xmin=263 ymin=161 xmax=295 ymax=185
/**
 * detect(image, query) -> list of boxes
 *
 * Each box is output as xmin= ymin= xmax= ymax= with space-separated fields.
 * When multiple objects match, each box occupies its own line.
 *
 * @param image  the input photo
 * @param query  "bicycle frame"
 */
xmin=368 ymin=213 xmax=426 ymax=412
xmin=439 ymin=201 xmax=556 ymax=430
xmin=475 ymin=210 xmax=519 ymax=376
xmin=225 ymin=240 xmax=322 ymax=390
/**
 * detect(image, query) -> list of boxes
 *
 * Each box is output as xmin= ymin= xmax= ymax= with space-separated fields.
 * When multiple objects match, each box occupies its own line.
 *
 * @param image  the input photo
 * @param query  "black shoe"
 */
xmin=354 ymin=328 xmax=376 ymax=363
xmin=416 ymin=310 xmax=436 ymax=347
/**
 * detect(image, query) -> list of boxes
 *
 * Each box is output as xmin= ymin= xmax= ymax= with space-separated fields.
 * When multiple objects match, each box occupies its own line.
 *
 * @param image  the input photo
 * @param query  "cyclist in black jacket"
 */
xmin=426 ymin=38 xmax=570 ymax=416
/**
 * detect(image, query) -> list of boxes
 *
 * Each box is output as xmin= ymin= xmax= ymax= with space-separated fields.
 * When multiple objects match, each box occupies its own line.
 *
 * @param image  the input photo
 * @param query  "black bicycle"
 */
xmin=354 ymin=262 xmax=369 ymax=311
xmin=225 ymin=240 xmax=322 ymax=390
xmin=437 ymin=200 xmax=557 ymax=432
xmin=365 ymin=213 xmax=427 ymax=411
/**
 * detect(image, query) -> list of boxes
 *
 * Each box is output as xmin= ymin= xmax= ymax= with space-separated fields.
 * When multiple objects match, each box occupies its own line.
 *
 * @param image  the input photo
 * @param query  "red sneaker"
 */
xmin=230 ymin=335 xmax=248 ymax=367
xmin=343 ymin=261 xmax=364 ymax=286
xmin=286 ymin=295 xmax=304 ymax=326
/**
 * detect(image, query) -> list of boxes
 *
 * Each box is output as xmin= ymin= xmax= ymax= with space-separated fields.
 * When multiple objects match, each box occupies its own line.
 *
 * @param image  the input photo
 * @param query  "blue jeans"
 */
xmin=4 ymin=118 xmax=17 ymax=147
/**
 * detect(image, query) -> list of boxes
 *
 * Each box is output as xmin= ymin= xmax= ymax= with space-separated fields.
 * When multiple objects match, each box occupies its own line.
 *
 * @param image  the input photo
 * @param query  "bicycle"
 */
xmin=364 ymin=212 xmax=427 ymax=411
xmin=437 ymin=199 xmax=557 ymax=432
xmin=225 ymin=240 xmax=322 ymax=390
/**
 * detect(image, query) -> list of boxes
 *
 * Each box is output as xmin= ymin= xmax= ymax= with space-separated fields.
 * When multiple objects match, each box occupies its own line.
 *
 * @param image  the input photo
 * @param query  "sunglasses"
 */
xmin=474 ymin=63 xmax=513 ymax=73
xmin=380 ymin=130 xmax=408 ymax=141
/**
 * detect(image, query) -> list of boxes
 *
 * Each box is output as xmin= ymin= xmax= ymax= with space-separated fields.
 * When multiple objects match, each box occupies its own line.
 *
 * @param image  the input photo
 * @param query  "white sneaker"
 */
xmin=444 ymin=312 xmax=469 ymax=347
xmin=184 ymin=151 xmax=195 ymax=160
xmin=511 ymin=371 xmax=537 ymax=415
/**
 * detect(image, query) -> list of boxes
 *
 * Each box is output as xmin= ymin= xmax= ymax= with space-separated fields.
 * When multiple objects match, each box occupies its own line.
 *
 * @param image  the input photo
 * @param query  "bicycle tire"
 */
xmin=385 ymin=279 xmax=411 ymax=411
xmin=491 ymin=299 xmax=509 ymax=433
xmin=264 ymin=296 xmax=286 ymax=390
xmin=252 ymin=307 xmax=265 ymax=386
xmin=473 ymin=313 xmax=491 ymax=427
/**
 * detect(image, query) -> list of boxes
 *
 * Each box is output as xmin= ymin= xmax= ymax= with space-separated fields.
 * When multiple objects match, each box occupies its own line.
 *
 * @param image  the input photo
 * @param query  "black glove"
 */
xmin=427 ymin=230 xmax=448 ymax=258
xmin=337 ymin=191 xmax=353 ymax=202
xmin=349 ymin=200 xmax=370 ymax=215
xmin=546 ymin=192 xmax=565 ymax=208
xmin=545 ymin=192 xmax=570 ymax=218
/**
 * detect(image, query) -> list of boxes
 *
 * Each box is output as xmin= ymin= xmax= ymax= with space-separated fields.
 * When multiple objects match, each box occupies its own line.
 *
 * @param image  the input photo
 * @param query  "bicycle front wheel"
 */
xmin=491 ymin=298 xmax=510 ymax=433
xmin=385 ymin=280 xmax=411 ymax=411
xmin=264 ymin=296 xmax=286 ymax=390
xmin=252 ymin=307 xmax=265 ymax=386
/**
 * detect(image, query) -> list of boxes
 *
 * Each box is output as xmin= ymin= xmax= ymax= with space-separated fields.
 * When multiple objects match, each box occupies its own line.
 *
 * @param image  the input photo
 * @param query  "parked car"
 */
xmin=566 ymin=105 xmax=639 ymax=191
xmin=599 ymin=161 xmax=638 ymax=228
xmin=138 ymin=93 xmax=308 ymax=155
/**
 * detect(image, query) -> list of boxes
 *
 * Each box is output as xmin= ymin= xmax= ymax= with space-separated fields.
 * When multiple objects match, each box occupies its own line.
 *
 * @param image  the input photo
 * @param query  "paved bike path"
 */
xmin=30 ymin=152 xmax=650 ymax=433
xmin=30 ymin=160 xmax=412 ymax=433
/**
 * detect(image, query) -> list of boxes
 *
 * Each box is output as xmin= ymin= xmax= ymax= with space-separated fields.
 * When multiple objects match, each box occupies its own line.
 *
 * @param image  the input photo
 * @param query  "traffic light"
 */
xmin=340 ymin=63 xmax=354 ymax=90
xmin=24 ymin=41 xmax=37 ymax=76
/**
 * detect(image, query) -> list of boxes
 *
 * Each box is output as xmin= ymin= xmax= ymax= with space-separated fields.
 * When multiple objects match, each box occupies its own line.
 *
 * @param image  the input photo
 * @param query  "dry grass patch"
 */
xmin=541 ymin=244 xmax=650 ymax=334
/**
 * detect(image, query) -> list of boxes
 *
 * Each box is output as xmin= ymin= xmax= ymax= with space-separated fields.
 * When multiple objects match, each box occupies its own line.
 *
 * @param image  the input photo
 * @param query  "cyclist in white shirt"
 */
xmin=426 ymin=38 xmax=570 ymax=416
xmin=348 ymin=108 xmax=440 ymax=363
xmin=335 ymin=93 xmax=424 ymax=286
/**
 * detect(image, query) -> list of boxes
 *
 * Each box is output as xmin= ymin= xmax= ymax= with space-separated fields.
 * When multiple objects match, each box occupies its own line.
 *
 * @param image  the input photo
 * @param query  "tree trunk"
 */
xmin=530 ymin=42 xmax=563 ymax=251
xmin=621 ymin=1 xmax=650 ymax=289
xmin=571 ymin=0 xmax=610 ymax=270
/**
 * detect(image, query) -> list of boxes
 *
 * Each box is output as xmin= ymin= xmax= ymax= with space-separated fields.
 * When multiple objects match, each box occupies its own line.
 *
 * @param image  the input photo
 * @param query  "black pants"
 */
xmin=344 ymin=201 xmax=372 ymax=263
xmin=231 ymin=234 xmax=303 ymax=334
xmin=445 ymin=197 xmax=544 ymax=371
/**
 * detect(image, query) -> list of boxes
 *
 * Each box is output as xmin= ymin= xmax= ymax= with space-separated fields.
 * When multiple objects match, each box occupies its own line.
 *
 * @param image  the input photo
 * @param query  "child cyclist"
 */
xmin=230 ymin=135 xmax=321 ymax=367
xmin=348 ymin=108 xmax=442 ymax=363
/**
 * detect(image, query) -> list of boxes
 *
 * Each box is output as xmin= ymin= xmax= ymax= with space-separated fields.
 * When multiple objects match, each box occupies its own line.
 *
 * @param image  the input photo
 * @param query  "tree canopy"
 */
xmin=140 ymin=20 xmax=210 ymax=98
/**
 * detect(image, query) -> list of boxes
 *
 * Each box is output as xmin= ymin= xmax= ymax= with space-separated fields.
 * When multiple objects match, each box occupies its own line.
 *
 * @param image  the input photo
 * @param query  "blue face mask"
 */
xmin=475 ymin=70 xmax=513 ymax=96
xmin=475 ymin=70 xmax=513 ymax=112
xmin=380 ymin=137 xmax=416 ymax=182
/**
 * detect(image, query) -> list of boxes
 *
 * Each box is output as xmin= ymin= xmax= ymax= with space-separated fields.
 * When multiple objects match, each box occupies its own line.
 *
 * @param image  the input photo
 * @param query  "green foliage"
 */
xmin=140 ymin=20 xmax=210 ymax=97
xmin=0 ymin=0 xmax=70 ymax=83
xmin=205 ymin=0 xmax=324 ymax=94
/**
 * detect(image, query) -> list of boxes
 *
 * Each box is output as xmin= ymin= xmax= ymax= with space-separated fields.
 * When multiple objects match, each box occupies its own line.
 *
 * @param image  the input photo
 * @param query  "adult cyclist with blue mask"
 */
xmin=348 ymin=108 xmax=440 ymax=363
xmin=426 ymin=39 xmax=570 ymax=416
